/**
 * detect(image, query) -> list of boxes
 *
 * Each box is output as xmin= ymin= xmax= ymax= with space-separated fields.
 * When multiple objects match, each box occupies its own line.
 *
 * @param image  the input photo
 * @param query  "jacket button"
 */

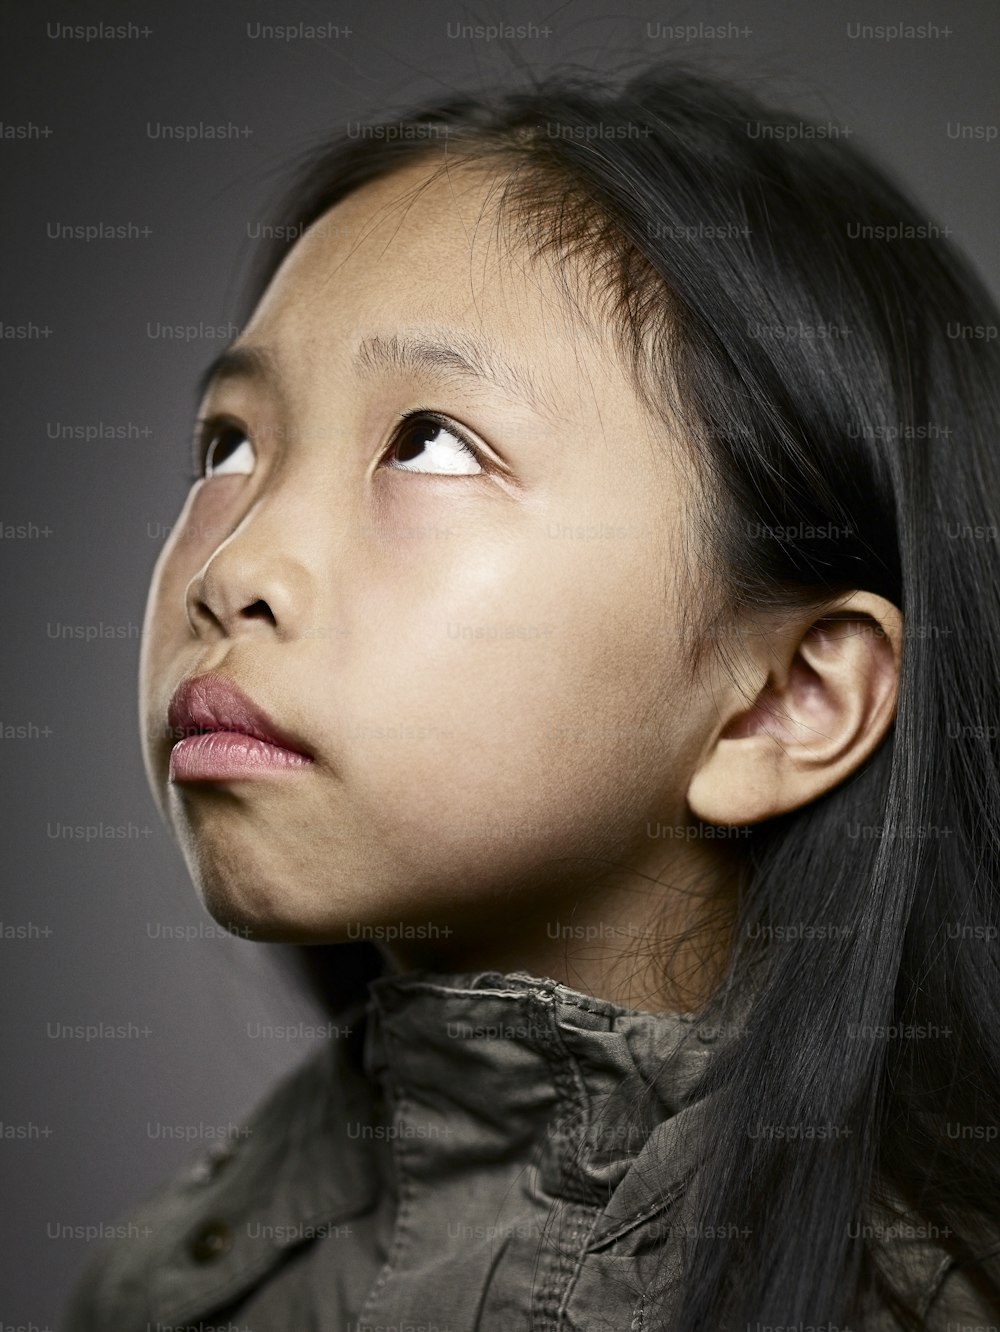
xmin=188 ymin=1218 xmax=233 ymax=1263
xmin=189 ymin=1140 xmax=238 ymax=1185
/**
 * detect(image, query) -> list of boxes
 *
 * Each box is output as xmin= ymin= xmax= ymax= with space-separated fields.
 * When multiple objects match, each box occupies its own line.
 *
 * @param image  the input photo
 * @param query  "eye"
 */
xmin=193 ymin=419 xmax=257 ymax=479
xmin=383 ymin=411 xmax=484 ymax=476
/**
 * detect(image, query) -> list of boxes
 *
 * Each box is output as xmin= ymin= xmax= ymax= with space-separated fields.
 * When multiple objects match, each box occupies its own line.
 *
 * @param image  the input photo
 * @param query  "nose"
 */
xmin=184 ymin=505 xmax=314 ymax=642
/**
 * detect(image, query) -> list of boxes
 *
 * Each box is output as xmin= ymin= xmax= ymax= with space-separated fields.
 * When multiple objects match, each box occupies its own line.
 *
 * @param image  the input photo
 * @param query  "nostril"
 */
xmin=241 ymin=598 xmax=277 ymax=625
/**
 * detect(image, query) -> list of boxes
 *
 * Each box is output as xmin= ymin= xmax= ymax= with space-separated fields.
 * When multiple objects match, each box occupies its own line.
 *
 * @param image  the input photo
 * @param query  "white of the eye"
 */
xmin=208 ymin=436 xmax=256 ymax=477
xmin=393 ymin=425 xmax=482 ymax=475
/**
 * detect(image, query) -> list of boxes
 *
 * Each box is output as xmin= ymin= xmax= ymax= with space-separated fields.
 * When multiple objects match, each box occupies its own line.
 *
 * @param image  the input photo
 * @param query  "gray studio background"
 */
xmin=2 ymin=0 xmax=998 ymax=1323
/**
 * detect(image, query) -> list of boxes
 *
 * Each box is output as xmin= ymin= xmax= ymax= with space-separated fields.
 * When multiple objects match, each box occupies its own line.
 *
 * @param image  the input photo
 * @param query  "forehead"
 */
xmin=239 ymin=157 xmax=640 ymax=421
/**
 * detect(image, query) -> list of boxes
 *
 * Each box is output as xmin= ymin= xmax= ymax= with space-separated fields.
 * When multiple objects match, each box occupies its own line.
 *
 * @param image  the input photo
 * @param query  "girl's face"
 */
xmin=140 ymin=158 xmax=734 ymax=974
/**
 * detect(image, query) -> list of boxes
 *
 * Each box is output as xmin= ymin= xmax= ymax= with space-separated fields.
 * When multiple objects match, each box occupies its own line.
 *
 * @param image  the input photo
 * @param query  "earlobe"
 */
xmin=686 ymin=592 xmax=903 ymax=826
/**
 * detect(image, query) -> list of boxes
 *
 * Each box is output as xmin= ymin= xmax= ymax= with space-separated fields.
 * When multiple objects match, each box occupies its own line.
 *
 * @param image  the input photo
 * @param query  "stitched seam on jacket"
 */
xmin=583 ymin=1176 xmax=694 ymax=1253
xmin=556 ymin=1205 xmax=605 ymax=1331
xmin=521 ymin=988 xmax=600 ymax=1332
xmin=353 ymin=1076 xmax=416 ymax=1327
xmin=630 ymin=1289 xmax=647 ymax=1331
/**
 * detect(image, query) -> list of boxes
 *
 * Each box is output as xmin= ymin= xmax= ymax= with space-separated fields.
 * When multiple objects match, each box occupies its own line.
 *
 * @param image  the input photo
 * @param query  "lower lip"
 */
xmin=169 ymin=732 xmax=313 ymax=782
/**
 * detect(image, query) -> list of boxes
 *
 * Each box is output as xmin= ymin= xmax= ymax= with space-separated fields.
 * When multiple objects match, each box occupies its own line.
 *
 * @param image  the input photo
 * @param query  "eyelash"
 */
xmin=190 ymin=408 xmax=489 ymax=481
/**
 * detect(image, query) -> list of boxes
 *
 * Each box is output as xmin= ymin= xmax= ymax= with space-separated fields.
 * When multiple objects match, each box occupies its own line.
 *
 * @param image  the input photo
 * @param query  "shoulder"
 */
xmin=62 ymin=1012 xmax=379 ymax=1332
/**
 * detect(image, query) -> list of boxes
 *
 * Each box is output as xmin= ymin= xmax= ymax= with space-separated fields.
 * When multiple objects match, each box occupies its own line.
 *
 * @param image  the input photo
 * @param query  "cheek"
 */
xmin=139 ymin=483 xmax=243 ymax=737
xmin=327 ymin=505 xmax=682 ymax=867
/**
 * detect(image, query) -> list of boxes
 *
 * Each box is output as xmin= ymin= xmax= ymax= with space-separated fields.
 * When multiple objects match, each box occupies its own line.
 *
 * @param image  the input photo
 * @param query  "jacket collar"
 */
xmin=148 ymin=968 xmax=737 ymax=1327
xmin=362 ymin=968 xmax=734 ymax=1210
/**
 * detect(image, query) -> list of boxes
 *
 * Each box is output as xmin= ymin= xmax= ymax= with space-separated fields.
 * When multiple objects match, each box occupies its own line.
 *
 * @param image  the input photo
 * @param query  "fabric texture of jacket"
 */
xmin=63 ymin=968 xmax=1000 ymax=1330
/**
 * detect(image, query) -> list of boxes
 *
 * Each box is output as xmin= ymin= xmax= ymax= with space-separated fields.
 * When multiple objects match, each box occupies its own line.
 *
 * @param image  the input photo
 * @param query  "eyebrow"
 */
xmin=353 ymin=330 xmax=560 ymax=422
xmin=195 ymin=345 xmax=280 ymax=405
xmin=195 ymin=328 xmax=561 ymax=423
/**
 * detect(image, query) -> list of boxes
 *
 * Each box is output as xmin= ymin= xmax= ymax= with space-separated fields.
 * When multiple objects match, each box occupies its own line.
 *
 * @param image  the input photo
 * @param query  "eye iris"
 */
xmin=387 ymin=415 xmax=481 ymax=475
xmin=207 ymin=427 xmax=247 ymax=472
xmin=395 ymin=419 xmax=437 ymax=464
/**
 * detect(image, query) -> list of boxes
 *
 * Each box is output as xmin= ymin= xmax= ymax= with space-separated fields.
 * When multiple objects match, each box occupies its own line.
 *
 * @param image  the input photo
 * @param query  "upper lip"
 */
xmin=167 ymin=673 xmax=312 ymax=757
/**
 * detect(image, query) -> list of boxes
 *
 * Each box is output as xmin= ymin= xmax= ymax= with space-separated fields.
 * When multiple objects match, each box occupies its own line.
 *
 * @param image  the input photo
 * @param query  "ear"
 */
xmin=686 ymin=592 xmax=903 ymax=826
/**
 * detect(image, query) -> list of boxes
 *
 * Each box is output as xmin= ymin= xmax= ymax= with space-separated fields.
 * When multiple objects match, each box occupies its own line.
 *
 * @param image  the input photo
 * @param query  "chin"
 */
xmin=195 ymin=877 xmax=348 ymax=943
xmin=178 ymin=838 xmax=345 ymax=944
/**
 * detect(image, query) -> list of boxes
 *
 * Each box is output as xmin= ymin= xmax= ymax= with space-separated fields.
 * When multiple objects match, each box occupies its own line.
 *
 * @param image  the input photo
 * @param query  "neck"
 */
xmin=376 ymin=855 xmax=738 ymax=1014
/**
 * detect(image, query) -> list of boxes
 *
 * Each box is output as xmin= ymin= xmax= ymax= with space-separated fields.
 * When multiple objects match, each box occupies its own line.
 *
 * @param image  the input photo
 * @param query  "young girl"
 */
xmin=65 ymin=64 xmax=1000 ymax=1331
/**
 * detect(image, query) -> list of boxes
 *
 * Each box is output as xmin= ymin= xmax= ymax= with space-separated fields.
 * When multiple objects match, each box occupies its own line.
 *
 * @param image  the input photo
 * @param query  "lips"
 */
xmin=167 ymin=673 xmax=310 ymax=752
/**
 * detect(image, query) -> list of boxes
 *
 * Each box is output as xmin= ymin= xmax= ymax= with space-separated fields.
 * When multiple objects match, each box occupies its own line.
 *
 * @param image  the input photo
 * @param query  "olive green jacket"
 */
xmin=63 ymin=969 xmax=1000 ymax=1330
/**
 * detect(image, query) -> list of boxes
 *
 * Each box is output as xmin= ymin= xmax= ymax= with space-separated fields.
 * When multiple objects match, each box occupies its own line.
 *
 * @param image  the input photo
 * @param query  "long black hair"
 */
xmin=236 ymin=64 xmax=1000 ymax=1330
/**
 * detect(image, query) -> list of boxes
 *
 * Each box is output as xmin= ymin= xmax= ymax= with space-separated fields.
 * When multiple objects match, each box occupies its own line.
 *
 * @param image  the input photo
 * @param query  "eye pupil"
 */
xmin=207 ymin=427 xmax=245 ymax=470
xmin=198 ymin=424 xmax=256 ymax=478
xmin=394 ymin=420 xmax=437 ymax=464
